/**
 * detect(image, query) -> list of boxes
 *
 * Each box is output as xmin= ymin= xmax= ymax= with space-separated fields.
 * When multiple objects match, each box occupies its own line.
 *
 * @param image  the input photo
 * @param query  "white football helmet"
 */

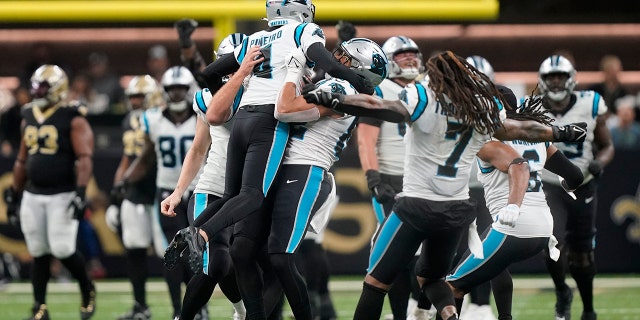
xmin=215 ymin=33 xmax=247 ymax=59
xmin=265 ymin=0 xmax=315 ymax=27
xmin=538 ymin=55 xmax=577 ymax=102
xmin=30 ymin=64 xmax=69 ymax=109
xmin=336 ymin=38 xmax=389 ymax=87
xmin=466 ymin=55 xmax=495 ymax=82
xmin=161 ymin=66 xmax=197 ymax=112
xmin=125 ymin=75 xmax=160 ymax=110
xmin=381 ymin=36 xmax=424 ymax=80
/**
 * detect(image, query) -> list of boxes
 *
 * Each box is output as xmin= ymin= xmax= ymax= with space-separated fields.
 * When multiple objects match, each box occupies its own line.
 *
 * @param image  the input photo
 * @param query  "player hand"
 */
xmin=68 ymin=187 xmax=87 ymax=220
xmin=110 ymin=181 xmax=127 ymax=207
xmin=175 ymin=18 xmax=198 ymax=48
xmin=302 ymin=84 xmax=344 ymax=108
xmin=496 ymin=204 xmax=520 ymax=227
xmin=104 ymin=204 xmax=120 ymax=232
xmin=365 ymin=170 xmax=396 ymax=203
xmin=336 ymin=20 xmax=357 ymax=43
xmin=237 ymin=46 xmax=263 ymax=78
xmin=552 ymin=122 xmax=587 ymax=142
xmin=3 ymin=187 xmax=21 ymax=226
xmin=588 ymin=159 xmax=604 ymax=177
xmin=160 ymin=191 xmax=182 ymax=217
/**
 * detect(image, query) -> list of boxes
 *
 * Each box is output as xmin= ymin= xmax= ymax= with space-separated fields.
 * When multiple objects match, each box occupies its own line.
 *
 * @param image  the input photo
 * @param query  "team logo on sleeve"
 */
xmin=329 ymin=83 xmax=347 ymax=95
xmin=312 ymin=27 xmax=325 ymax=39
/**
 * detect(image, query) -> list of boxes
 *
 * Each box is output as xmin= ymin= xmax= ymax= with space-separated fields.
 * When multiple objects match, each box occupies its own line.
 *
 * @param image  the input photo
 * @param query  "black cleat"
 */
xmin=117 ymin=302 xmax=151 ymax=320
xmin=554 ymin=287 xmax=574 ymax=320
xmin=164 ymin=227 xmax=190 ymax=270
xmin=183 ymin=226 xmax=206 ymax=275
xmin=581 ymin=311 xmax=597 ymax=320
xmin=25 ymin=304 xmax=49 ymax=320
xmin=80 ymin=282 xmax=96 ymax=319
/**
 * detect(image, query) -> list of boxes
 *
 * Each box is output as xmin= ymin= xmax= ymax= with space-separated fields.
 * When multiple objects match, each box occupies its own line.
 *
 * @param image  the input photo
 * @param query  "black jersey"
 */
xmin=22 ymin=104 xmax=85 ymax=194
xmin=121 ymin=110 xmax=156 ymax=205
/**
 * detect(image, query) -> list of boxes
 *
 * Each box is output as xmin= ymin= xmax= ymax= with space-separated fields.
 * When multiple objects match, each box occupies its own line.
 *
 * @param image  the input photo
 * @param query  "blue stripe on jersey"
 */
xmin=367 ymin=212 xmax=402 ymax=273
xmin=479 ymin=165 xmax=495 ymax=174
xmin=334 ymin=118 xmax=358 ymax=160
xmin=374 ymin=86 xmax=383 ymax=98
xmin=263 ymin=121 xmax=291 ymax=195
xmin=592 ymin=92 xmax=600 ymax=118
xmin=231 ymin=86 xmax=244 ymax=117
xmin=410 ymin=82 xmax=428 ymax=122
xmin=493 ymin=97 xmax=504 ymax=110
xmin=294 ymin=23 xmax=308 ymax=48
xmin=545 ymin=141 xmax=550 ymax=148
xmin=142 ymin=111 xmax=150 ymax=134
xmin=371 ymin=197 xmax=385 ymax=224
xmin=447 ymin=228 xmax=507 ymax=281
xmin=195 ymin=90 xmax=207 ymax=113
xmin=237 ymin=38 xmax=250 ymax=63
xmin=286 ymin=165 xmax=324 ymax=253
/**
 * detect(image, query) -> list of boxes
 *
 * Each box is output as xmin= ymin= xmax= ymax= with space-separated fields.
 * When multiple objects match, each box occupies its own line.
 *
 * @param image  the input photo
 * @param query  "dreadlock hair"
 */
xmin=506 ymin=85 xmax=555 ymax=126
xmin=426 ymin=51 xmax=505 ymax=135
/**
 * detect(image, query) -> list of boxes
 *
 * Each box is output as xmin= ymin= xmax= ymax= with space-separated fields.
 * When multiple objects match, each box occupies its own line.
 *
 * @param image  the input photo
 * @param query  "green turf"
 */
xmin=1 ymin=276 xmax=639 ymax=319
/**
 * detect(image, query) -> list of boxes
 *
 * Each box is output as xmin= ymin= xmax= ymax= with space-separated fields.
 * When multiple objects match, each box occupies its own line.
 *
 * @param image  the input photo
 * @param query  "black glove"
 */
xmin=110 ymin=181 xmax=127 ymax=207
xmin=365 ymin=170 xmax=396 ymax=203
xmin=552 ymin=122 xmax=587 ymax=142
xmin=588 ymin=159 xmax=604 ymax=178
xmin=336 ymin=20 xmax=357 ymax=43
xmin=3 ymin=187 xmax=21 ymax=226
xmin=69 ymin=186 xmax=87 ymax=220
xmin=302 ymin=84 xmax=344 ymax=108
xmin=175 ymin=18 xmax=198 ymax=48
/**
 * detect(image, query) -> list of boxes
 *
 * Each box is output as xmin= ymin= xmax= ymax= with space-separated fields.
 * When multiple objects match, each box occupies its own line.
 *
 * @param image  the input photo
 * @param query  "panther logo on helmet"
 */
xmin=265 ymin=0 xmax=315 ymax=27
xmin=30 ymin=64 xmax=69 ymax=109
xmin=338 ymin=38 xmax=389 ymax=87
xmin=538 ymin=55 xmax=577 ymax=102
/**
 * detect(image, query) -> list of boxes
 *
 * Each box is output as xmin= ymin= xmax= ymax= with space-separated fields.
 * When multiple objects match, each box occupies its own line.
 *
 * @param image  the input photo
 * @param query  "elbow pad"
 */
xmin=545 ymin=151 xmax=584 ymax=189
xmin=274 ymin=107 xmax=320 ymax=123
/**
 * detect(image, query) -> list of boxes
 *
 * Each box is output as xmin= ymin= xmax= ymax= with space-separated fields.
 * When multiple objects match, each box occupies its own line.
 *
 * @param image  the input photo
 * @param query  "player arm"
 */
xmin=206 ymin=46 xmax=263 ymax=125
xmin=477 ymin=141 xmax=529 ymax=207
xmin=544 ymin=144 xmax=584 ymax=190
xmin=122 ymin=135 xmax=155 ymax=184
xmin=493 ymin=119 xmax=555 ymax=142
xmin=592 ymin=115 xmax=615 ymax=167
xmin=10 ymin=120 xmax=28 ymax=193
xmin=70 ymin=116 xmax=94 ymax=189
xmin=201 ymin=53 xmax=241 ymax=94
xmin=357 ymin=122 xmax=381 ymax=172
xmin=306 ymin=42 xmax=374 ymax=95
xmin=174 ymin=119 xmax=211 ymax=195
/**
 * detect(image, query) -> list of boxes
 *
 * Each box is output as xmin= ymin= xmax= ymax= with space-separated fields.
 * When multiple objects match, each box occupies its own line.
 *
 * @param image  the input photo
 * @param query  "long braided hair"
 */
xmin=506 ymin=86 xmax=555 ymax=125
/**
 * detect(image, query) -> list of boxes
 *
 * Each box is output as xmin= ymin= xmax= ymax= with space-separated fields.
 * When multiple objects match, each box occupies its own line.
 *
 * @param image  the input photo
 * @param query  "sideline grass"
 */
xmin=1 ymin=275 xmax=639 ymax=319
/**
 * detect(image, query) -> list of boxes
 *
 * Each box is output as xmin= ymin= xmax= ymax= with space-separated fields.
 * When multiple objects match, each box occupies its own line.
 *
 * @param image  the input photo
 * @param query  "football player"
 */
xmin=5 ymin=64 xmax=96 ymax=320
xmin=537 ymin=55 xmax=614 ymax=320
xmin=357 ymin=36 xmax=435 ymax=320
xmin=109 ymin=74 xmax=160 ymax=320
xmin=121 ymin=66 xmax=200 ymax=319
xmin=161 ymin=33 xmax=250 ymax=320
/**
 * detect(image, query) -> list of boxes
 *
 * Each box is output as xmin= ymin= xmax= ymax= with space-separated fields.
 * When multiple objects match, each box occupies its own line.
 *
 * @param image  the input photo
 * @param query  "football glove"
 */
xmin=365 ymin=170 xmax=396 ymax=203
xmin=175 ymin=18 xmax=198 ymax=48
xmin=105 ymin=204 xmax=121 ymax=233
xmin=588 ymin=159 xmax=604 ymax=177
xmin=552 ymin=122 xmax=587 ymax=142
xmin=3 ymin=187 xmax=21 ymax=226
xmin=110 ymin=181 xmax=127 ymax=207
xmin=302 ymin=84 xmax=344 ymax=109
xmin=496 ymin=204 xmax=520 ymax=227
xmin=68 ymin=186 xmax=87 ymax=220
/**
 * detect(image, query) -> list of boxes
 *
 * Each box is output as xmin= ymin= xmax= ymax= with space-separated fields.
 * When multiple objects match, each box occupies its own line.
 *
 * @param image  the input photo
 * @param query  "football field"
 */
xmin=1 ymin=275 xmax=639 ymax=319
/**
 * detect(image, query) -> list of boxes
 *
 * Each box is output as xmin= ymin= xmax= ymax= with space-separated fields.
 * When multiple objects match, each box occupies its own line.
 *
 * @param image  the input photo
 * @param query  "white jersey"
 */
xmin=283 ymin=78 xmax=358 ymax=171
xmin=371 ymin=79 xmax=407 ymax=176
xmin=234 ymin=22 xmax=325 ymax=107
xmin=479 ymin=140 xmax=553 ymax=237
xmin=141 ymin=108 xmax=199 ymax=190
xmin=398 ymin=80 xmax=506 ymax=201
xmin=539 ymin=91 xmax=607 ymax=186
xmin=191 ymin=88 xmax=239 ymax=196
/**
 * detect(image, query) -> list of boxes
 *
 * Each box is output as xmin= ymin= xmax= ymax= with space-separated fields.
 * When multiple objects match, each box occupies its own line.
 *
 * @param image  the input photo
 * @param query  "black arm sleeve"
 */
xmin=544 ymin=150 xmax=584 ymax=189
xmin=200 ymin=53 xmax=240 ymax=93
xmin=306 ymin=42 xmax=374 ymax=95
